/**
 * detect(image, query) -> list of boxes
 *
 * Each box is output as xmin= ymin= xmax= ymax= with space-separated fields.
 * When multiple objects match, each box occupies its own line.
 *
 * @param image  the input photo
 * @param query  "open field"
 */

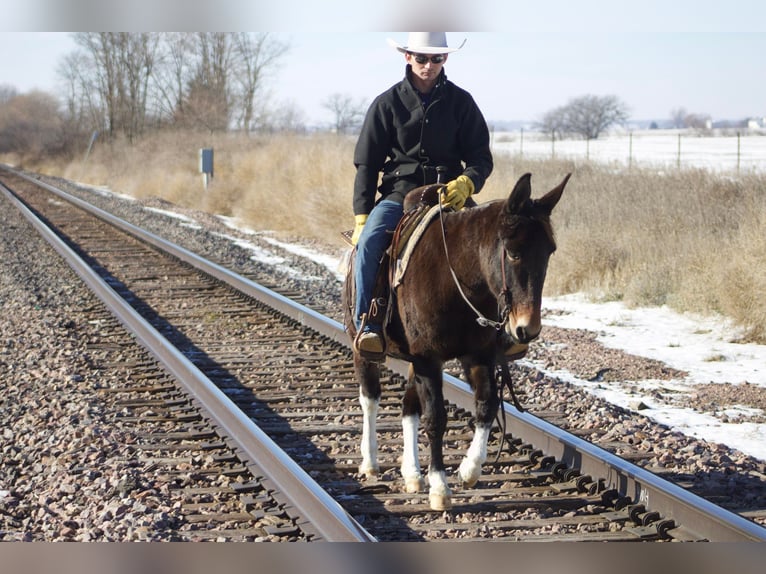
xmin=493 ymin=129 xmax=766 ymax=174
xmin=5 ymin=130 xmax=765 ymax=343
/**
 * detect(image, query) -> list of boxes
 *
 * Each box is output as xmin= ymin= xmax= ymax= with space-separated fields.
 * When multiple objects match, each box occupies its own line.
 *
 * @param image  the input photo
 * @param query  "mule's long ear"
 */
xmin=505 ymin=172 xmax=532 ymax=216
xmin=535 ymin=172 xmax=571 ymax=215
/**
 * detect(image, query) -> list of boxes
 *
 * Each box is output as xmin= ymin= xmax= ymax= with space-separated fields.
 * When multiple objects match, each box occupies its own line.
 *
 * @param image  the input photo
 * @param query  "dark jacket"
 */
xmin=353 ymin=66 xmax=493 ymax=216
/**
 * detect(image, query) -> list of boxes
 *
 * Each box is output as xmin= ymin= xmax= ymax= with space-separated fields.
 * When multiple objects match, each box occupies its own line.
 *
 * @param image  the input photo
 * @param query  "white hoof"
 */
xmin=359 ymin=462 xmax=379 ymax=478
xmin=458 ymin=459 xmax=481 ymax=488
xmin=429 ymin=492 xmax=452 ymax=511
xmin=403 ymin=476 xmax=425 ymax=493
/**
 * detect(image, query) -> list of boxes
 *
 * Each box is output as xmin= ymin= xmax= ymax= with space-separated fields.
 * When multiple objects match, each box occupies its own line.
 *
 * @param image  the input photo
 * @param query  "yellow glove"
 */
xmin=441 ymin=175 xmax=474 ymax=210
xmin=351 ymin=214 xmax=367 ymax=245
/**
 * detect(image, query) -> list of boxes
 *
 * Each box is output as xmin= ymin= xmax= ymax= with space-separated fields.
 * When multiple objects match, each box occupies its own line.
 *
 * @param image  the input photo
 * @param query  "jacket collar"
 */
xmin=402 ymin=65 xmax=447 ymax=109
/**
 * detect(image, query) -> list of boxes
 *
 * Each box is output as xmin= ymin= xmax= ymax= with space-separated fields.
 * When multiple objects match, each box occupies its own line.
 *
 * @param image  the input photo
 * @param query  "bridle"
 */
xmin=436 ymin=194 xmax=513 ymax=332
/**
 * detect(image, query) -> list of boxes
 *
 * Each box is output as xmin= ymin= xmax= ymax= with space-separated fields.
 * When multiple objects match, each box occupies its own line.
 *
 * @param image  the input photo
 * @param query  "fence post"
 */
xmin=551 ymin=133 xmax=555 ymax=159
xmin=520 ymin=127 xmax=524 ymax=157
xmin=677 ymin=133 xmax=681 ymax=170
xmin=628 ymin=131 xmax=633 ymax=170
xmin=737 ymin=131 xmax=741 ymax=174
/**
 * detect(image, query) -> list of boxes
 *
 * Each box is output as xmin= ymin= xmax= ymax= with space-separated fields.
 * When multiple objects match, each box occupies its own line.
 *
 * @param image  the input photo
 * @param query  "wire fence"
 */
xmin=491 ymin=129 xmax=766 ymax=174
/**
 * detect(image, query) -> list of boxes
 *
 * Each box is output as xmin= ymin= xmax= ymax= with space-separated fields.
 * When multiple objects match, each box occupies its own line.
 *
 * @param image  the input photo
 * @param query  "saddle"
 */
xmin=342 ymin=184 xmax=444 ymax=346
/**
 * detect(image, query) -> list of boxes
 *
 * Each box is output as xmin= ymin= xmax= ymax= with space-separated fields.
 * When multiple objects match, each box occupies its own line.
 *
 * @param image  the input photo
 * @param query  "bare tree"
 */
xmin=0 ymin=90 xmax=65 ymax=159
xmin=58 ymin=32 xmax=290 ymax=138
xmin=537 ymin=106 xmax=567 ymax=140
xmin=151 ymin=33 xmax=195 ymax=125
xmin=262 ymin=100 xmax=307 ymax=133
xmin=322 ymin=93 xmax=366 ymax=134
xmin=69 ymin=32 xmax=159 ymax=141
xmin=670 ymin=107 xmax=687 ymax=129
xmin=118 ymin=33 xmax=159 ymax=140
xmin=179 ymin=32 xmax=235 ymax=132
xmin=232 ymin=33 xmax=288 ymax=133
xmin=57 ymin=51 xmax=98 ymax=151
xmin=684 ymin=112 xmax=711 ymax=131
xmin=0 ymin=84 xmax=18 ymax=104
xmin=559 ymin=94 xmax=630 ymax=140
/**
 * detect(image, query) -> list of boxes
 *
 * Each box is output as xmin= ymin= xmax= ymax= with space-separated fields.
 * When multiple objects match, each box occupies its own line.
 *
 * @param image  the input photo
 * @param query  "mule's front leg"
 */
xmin=458 ymin=423 xmax=491 ymax=488
xmin=400 ymin=378 xmax=424 ymax=493
xmin=357 ymin=356 xmax=381 ymax=478
xmin=359 ymin=389 xmax=379 ymax=477
xmin=458 ymin=362 xmax=499 ymax=488
xmin=416 ymin=363 xmax=452 ymax=511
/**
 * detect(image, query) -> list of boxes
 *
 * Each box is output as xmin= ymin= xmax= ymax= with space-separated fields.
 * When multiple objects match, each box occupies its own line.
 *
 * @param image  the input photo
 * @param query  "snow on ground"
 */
xmin=144 ymin=206 xmax=202 ymax=230
xmin=534 ymin=294 xmax=766 ymax=462
xmin=541 ymin=293 xmax=764 ymax=387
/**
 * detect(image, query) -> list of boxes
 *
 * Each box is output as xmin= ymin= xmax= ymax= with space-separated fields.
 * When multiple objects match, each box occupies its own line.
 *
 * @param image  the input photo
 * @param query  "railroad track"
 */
xmin=2 ymin=166 xmax=765 ymax=542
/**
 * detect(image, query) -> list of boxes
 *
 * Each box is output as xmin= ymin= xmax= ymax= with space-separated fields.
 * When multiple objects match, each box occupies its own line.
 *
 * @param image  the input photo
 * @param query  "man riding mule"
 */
xmin=343 ymin=34 xmax=570 ymax=512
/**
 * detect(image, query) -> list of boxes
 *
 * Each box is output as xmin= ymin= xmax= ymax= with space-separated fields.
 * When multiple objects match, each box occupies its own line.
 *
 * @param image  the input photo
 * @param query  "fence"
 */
xmin=491 ymin=129 xmax=765 ymax=174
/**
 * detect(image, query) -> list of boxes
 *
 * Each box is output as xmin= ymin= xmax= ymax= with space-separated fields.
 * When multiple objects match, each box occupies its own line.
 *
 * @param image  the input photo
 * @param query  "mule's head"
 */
xmin=497 ymin=172 xmax=569 ymax=345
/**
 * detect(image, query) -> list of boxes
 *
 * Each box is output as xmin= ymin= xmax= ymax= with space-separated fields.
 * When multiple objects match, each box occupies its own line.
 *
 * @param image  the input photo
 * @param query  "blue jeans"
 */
xmin=354 ymin=199 xmax=403 ymax=331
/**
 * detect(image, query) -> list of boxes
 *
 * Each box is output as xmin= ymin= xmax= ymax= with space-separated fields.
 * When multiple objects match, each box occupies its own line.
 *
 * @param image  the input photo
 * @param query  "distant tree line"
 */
xmin=670 ymin=107 xmax=712 ymax=131
xmin=0 ymin=85 xmax=68 ymax=160
xmin=535 ymin=96 xmax=716 ymax=140
xmin=59 ymin=32 xmax=293 ymax=142
xmin=321 ymin=93 xmax=367 ymax=134
xmin=538 ymin=94 xmax=630 ymax=140
xmin=0 ymin=33 xmax=316 ymax=161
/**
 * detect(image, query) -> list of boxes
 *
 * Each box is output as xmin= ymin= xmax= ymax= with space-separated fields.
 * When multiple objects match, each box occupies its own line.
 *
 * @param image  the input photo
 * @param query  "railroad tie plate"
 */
xmin=624 ymin=525 xmax=661 ymax=540
xmin=602 ymin=509 xmax=631 ymax=522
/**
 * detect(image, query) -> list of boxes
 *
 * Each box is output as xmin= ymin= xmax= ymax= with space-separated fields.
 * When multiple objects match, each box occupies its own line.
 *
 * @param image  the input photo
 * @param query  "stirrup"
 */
xmin=353 ymin=314 xmax=386 ymax=362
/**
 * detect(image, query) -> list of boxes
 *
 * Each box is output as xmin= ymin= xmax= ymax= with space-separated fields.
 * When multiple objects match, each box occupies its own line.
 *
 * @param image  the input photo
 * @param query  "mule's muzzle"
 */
xmin=505 ymin=321 xmax=541 ymax=345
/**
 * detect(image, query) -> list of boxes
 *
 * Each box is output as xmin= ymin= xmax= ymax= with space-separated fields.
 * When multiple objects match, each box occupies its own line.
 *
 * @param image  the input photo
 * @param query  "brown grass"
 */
xmin=14 ymin=131 xmax=766 ymax=343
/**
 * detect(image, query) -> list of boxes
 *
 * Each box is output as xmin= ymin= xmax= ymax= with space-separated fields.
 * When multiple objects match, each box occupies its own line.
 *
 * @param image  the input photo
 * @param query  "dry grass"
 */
xmin=15 ymin=131 xmax=766 ymax=343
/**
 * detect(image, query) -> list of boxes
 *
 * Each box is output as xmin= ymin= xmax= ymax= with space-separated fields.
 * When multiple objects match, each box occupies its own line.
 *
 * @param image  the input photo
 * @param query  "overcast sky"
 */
xmin=1 ymin=1 xmax=765 ymax=126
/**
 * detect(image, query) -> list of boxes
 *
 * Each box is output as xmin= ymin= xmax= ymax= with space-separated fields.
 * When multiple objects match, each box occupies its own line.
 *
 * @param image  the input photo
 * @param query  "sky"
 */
xmin=1 ymin=1 xmax=765 ymax=127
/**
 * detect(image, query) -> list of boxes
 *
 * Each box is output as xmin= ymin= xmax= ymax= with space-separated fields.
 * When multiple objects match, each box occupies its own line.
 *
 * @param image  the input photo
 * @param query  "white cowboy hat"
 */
xmin=387 ymin=32 xmax=466 ymax=55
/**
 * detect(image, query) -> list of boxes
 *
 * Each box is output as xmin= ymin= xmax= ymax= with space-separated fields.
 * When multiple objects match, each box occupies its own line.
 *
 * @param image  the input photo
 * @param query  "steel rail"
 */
xmin=7 ymin=168 xmax=766 ymax=542
xmin=1 ymin=178 xmax=376 ymax=543
xmin=435 ymin=369 xmax=766 ymax=542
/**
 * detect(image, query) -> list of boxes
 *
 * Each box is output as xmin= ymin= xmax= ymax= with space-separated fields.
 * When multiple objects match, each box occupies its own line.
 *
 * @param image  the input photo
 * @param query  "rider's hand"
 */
xmin=351 ymin=214 xmax=368 ymax=245
xmin=441 ymin=175 xmax=474 ymax=211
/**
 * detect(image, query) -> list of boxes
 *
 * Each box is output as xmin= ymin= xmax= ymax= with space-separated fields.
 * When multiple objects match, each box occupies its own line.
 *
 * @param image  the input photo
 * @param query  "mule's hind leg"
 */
xmin=400 ymin=366 xmax=424 ymax=493
xmin=458 ymin=361 xmax=499 ymax=488
xmin=356 ymin=354 xmax=381 ymax=478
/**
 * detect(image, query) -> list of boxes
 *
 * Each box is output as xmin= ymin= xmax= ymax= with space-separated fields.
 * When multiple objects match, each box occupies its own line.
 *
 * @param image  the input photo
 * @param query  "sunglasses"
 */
xmin=409 ymin=53 xmax=445 ymax=65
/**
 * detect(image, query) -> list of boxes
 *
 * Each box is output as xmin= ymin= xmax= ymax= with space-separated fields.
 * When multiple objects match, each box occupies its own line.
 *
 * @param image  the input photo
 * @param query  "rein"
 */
xmin=436 ymin=194 xmax=525 ymax=464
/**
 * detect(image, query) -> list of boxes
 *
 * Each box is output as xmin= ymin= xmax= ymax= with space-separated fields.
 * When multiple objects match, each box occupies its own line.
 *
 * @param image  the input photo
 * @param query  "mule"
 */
xmin=343 ymin=172 xmax=570 ymax=511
